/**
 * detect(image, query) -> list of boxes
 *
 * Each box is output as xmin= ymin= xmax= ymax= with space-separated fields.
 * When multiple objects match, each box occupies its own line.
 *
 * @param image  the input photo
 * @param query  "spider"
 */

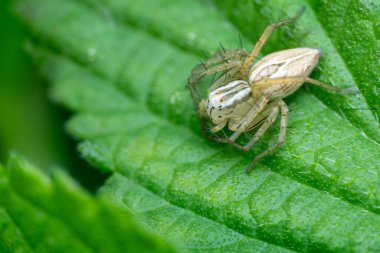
xmin=188 ymin=9 xmax=356 ymax=173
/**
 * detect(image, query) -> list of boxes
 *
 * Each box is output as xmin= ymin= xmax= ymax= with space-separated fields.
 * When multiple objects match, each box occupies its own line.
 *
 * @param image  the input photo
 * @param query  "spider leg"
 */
xmin=189 ymin=61 xmax=242 ymax=87
xmin=202 ymin=49 xmax=248 ymax=66
xmin=211 ymin=136 xmax=247 ymax=150
xmin=304 ymin=78 xmax=358 ymax=93
xmin=242 ymin=101 xmax=280 ymax=152
xmin=210 ymin=100 xmax=281 ymax=158
xmin=188 ymin=50 xmax=248 ymax=107
xmin=189 ymin=49 xmax=247 ymax=83
xmin=189 ymin=64 xmax=241 ymax=123
xmin=212 ymin=101 xmax=277 ymax=149
xmin=241 ymin=8 xmax=305 ymax=77
xmin=228 ymin=96 xmax=269 ymax=143
xmin=251 ymin=76 xmax=356 ymax=96
xmin=208 ymin=66 xmax=241 ymax=91
xmin=211 ymin=121 xmax=227 ymax=132
xmin=188 ymin=49 xmax=249 ymax=99
xmin=247 ymin=99 xmax=288 ymax=173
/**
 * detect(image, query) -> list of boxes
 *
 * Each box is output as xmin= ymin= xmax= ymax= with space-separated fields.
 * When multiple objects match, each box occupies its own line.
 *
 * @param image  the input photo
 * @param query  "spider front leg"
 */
xmin=240 ymin=8 xmax=305 ymax=77
xmin=207 ymin=96 xmax=270 ymax=146
xmin=228 ymin=96 xmax=270 ymax=143
xmin=188 ymin=61 xmax=241 ymax=101
xmin=210 ymin=121 xmax=227 ymax=132
xmin=214 ymin=101 xmax=280 ymax=150
xmin=242 ymin=101 xmax=280 ymax=152
xmin=247 ymin=99 xmax=288 ymax=173
xmin=188 ymin=49 xmax=248 ymax=88
xmin=188 ymin=50 xmax=248 ymax=113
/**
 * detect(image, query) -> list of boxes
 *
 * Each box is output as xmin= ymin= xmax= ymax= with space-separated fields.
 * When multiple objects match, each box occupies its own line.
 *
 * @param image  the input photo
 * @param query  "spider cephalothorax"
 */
xmin=188 ymin=9 xmax=355 ymax=173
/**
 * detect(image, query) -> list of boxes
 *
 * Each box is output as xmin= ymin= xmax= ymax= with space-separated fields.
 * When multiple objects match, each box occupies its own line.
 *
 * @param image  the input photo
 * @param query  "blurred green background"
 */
xmin=0 ymin=0 xmax=107 ymax=191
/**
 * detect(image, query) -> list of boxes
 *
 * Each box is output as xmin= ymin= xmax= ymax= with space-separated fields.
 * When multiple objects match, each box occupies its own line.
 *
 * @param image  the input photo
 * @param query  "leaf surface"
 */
xmin=13 ymin=0 xmax=380 ymax=252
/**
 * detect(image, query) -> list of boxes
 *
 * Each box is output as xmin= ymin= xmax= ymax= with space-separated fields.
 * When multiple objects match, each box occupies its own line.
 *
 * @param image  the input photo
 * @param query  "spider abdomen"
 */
xmin=249 ymin=48 xmax=321 ymax=82
xmin=249 ymin=48 xmax=321 ymax=100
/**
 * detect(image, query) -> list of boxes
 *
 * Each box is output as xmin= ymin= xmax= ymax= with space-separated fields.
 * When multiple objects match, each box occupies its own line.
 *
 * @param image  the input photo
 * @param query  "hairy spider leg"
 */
xmin=211 ymin=121 xmax=227 ymax=132
xmin=189 ymin=62 xmax=241 ymax=118
xmin=247 ymin=100 xmax=288 ymax=173
xmin=243 ymin=74 xmax=354 ymax=172
xmin=242 ymin=101 xmax=280 ymax=152
xmin=213 ymin=101 xmax=279 ymax=148
xmin=188 ymin=50 xmax=247 ymax=100
xmin=240 ymin=8 xmax=305 ymax=78
xmin=228 ymin=96 xmax=270 ymax=142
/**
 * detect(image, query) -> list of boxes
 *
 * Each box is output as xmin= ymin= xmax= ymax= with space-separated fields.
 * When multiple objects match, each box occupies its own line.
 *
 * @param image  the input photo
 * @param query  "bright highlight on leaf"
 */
xmin=12 ymin=0 xmax=380 ymax=252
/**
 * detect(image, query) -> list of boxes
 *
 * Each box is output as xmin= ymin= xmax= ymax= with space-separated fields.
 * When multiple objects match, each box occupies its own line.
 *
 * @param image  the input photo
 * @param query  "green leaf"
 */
xmin=0 ymin=154 xmax=176 ymax=253
xmin=13 ymin=0 xmax=380 ymax=252
xmin=101 ymin=173 xmax=294 ymax=253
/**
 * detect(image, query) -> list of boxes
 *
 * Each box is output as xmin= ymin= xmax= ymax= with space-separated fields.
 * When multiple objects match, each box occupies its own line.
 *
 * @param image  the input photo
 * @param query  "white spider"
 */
xmin=188 ymin=9 xmax=355 ymax=173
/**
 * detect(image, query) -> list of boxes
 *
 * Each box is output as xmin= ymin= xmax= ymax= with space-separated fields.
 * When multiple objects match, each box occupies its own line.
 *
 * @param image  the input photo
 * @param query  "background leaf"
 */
xmin=0 ymin=154 xmax=176 ymax=253
xmin=11 ymin=0 xmax=380 ymax=252
xmin=0 ymin=0 xmax=107 ymax=190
